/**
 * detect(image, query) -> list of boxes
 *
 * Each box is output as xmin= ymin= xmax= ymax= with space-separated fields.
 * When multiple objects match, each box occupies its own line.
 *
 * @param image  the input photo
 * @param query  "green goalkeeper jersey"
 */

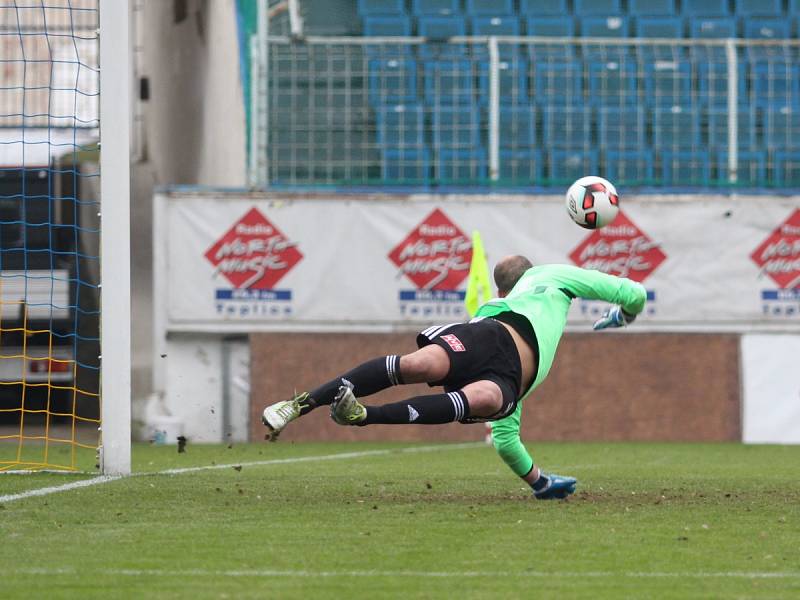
xmin=474 ymin=264 xmax=647 ymax=477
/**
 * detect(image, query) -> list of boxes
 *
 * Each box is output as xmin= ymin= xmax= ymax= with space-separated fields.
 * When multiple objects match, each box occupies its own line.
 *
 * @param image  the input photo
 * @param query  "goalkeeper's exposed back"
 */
xmin=261 ymin=256 xmax=647 ymax=500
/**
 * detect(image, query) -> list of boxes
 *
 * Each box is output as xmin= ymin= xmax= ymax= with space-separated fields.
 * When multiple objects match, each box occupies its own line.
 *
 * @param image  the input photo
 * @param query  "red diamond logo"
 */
xmin=388 ymin=208 xmax=471 ymax=290
xmin=204 ymin=207 xmax=303 ymax=289
xmin=750 ymin=208 xmax=800 ymax=289
xmin=568 ymin=211 xmax=666 ymax=283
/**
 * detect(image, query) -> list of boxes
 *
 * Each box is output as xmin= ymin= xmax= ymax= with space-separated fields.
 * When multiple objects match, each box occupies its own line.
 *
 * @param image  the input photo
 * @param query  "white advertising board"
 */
xmin=155 ymin=191 xmax=800 ymax=333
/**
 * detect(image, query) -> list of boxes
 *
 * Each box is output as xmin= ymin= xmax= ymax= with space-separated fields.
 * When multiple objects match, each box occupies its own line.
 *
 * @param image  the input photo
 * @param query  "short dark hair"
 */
xmin=494 ymin=255 xmax=533 ymax=295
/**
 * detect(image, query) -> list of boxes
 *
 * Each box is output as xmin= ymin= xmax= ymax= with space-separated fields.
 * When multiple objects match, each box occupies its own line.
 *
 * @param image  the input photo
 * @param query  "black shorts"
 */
xmin=416 ymin=318 xmax=522 ymax=423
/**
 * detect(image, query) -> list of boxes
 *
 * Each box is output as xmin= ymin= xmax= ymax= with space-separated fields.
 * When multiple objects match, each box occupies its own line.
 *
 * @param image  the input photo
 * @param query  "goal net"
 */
xmin=0 ymin=0 xmax=105 ymax=472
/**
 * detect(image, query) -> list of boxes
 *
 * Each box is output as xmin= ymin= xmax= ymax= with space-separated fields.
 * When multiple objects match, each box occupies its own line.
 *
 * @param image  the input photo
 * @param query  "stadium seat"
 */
xmin=743 ymin=18 xmax=791 ymax=39
xmin=431 ymin=105 xmax=482 ymax=148
xmin=519 ymin=0 xmax=568 ymax=16
xmin=586 ymin=59 xmax=638 ymax=106
xmin=541 ymin=106 xmax=593 ymax=149
xmin=792 ymin=0 xmax=800 ymax=15
xmin=525 ymin=17 xmax=576 ymax=59
xmin=382 ymin=148 xmax=431 ymax=182
xmin=681 ymin=0 xmax=729 ymax=17
xmin=368 ymin=58 xmax=418 ymax=104
xmin=635 ymin=16 xmax=683 ymax=39
xmin=604 ymin=149 xmax=655 ymax=184
xmin=363 ymin=16 xmax=412 ymax=37
xmin=423 ymin=60 xmax=476 ymax=105
xmin=763 ymin=106 xmax=800 ymax=149
xmin=597 ymin=106 xmax=647 ymax=151
xmin=652 ymin=106 xmax=702 ymax=149
xmin=358 ymin=0 xmax=405 ymax=16
xmin=628 ymin=0 xmax=676 ymax=16
xmin=735 ymin=0 xmax=782 ymax=17
xmin=465 ymin=0 xmax=514 ymax=16
xmin=532 ymin=60 xmax=583 ymax=105
xmin=376 ymin=104 xmax=426 ymax=148
xmin=477 ymin=59 xmax=529 ymax=105
xmin=418 ymin=16 xmax=466 ymax=39
xmin=750 ymin=61 xmax=800 ymax=109
xmin=436 ymin=148 xmax=488 ymax=182
xmin=660 ymin=151 xmax=711 ymax=185
xmin=471 ymin=16 xmax=520 ymax=37
xmin=573 ymin=0 xmax=622 ymax=15
xmin=581 ymin=16 xmax=629 ymax=38
xmin=411 ymin=0 xmax=460 ymax=16
xmin=690 ymin=17 xmax=736 ymax=38
xmin=771 ymin=151 xmax=800 ymax=186
xmin=548 ymin=149 xmax=601 ymax=184
xmin=696 ymin=61 xmax=747 ymax=106
xmin=706 ymin=106 xmax=758 ymax=151
xmin=499 ymin=149 xmax=544 ymax=183
xmin=715 ymin=151 xmax=767 ymax=186
xmin=643 ymin=61 xmax=693 ymax=107
xmin=497 ymin=105 xmax=537 ymax=148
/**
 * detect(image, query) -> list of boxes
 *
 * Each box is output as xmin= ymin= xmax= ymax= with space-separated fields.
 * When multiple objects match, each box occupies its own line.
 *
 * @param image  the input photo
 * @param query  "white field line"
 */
xmin=0 ymin=442 xmax=483 ymax=504
xmin=9 ymin=568 xmax=800 ymax=580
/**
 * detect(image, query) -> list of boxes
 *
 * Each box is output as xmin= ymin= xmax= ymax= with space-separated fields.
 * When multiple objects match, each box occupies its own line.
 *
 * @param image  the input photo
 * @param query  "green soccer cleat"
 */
xmin=330 ymin=379 xmax=366 ymax=425
xmin=261 ymin=392 xmax=308 ymax=439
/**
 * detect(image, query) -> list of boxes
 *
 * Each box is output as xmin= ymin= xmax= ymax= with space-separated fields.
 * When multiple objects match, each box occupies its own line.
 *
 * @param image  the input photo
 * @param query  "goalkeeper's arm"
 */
xmin=490 ymin=403 xmax=534 ymax=480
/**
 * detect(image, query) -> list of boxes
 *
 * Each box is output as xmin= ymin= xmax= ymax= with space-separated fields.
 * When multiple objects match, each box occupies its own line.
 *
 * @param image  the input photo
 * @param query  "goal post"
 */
xmin=99 ymin=0 xmax=131 ymax=475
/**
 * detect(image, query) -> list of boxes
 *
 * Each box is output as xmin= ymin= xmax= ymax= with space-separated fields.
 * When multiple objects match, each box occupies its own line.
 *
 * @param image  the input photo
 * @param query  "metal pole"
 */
xmin=99 ymin=0 xmax=132 ymax=475
xmin=725 ymin=38 xmax=738 ymax=185
xmin=488 ymin=36 xmax=500 ymax=182
xmin=257 ymin=0 xmax=270 ymax=188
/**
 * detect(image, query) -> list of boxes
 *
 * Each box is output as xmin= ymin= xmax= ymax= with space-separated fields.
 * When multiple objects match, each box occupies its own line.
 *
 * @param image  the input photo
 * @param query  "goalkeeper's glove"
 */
xmin=592 ymin=305 xmax=636 ymax=330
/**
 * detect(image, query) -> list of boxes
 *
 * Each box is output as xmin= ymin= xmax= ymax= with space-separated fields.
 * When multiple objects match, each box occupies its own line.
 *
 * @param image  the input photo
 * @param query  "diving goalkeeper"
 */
xmin=261 ymin=256 xmax=647 ymax=500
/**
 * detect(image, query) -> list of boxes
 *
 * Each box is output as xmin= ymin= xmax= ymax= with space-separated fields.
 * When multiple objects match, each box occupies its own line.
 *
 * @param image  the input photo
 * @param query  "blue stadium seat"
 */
xmin=497 ymin=105 xmax=537 ymax=148
xmin=744 ymin=18 xmax=791 ymax=39
xmin=715 ymin=151 xmax=767 ymax=186
xmin=763 ymin=106 xmax=800 ymax=149
xmin=643 ymin=61 xmax=693 ymax=106
xmin=548 ymin=149 xmax=601 ymax=184
xmin=525 ymin=17 xmax=576 ymax=59
xmin=499 ymin=149 xmax=544 ymax=182
xmin=382 ymin=148 xmax=431 ymax=182
xmin=597 ymin=106 xmax=646 ymax=151
xmin=690 ymin=17 xmax=736 ymax=38
xmin=772 ymin=151 xmax=800 ymax=186
xmin=628 ymin=0 xmax=676 ymax=15
xmin=363 ymin=15 xmax=412 ymax=37
xmin=735 ymin=0 xmax=782 ymax=17
xmin=519 ymin=0 xmax=568 ymax=16
xmin=652 ymin=106 xmax=702 ymax=149
xmin=587 ymin=59 xmax=638 ymax=106
xmin=635 ymin=16 xmax=682 ymax=39
xmin=465 ymin=0 xmax=514 ymax=16
xmin=471 ymin=16 xmax=521 ymax=36
xmin=581 ymin=16 xmax=629 ymax=37
xmin=358 ymin=0 xmax=405 ymax=16
xmin=604 ymin=150 xmax=655 ymax=184
xmin=436 ymin=148 xmax=488 ymax=182
xmin=411 ymin=0 xmax=459 ymax=16
xmin=681 ymin=0 xmax=729 ymax=17
xmin=432 ymin=105 xmax=482 ymax=148
xmin=368 ymin=58 xmax=418 ymax=104
xmin=660 ymin=151 xmax=711 ymax=185
xmin=533 ymin=60 xmax=583 ymax=105
xmin=792 ymin=0 xmax=800 ymax=15
xmin=376 ymin=104 xmax=426 ymax=148
xmin=477 ymin=59 xmax=529 ymax=105
xmin=424 ymin=60 xmax=476 ymax=104
xmin=750 ymin=61 xmax=800 ymax=109
xmin=573 ymin=0 xmax=622 ymax=15
xmin=541 ymin=106 xmax=593 ymax=149
xmin=418 ymin=16 xmax=466 ymax=39
xmin=696 ymin=61 xmax=747 ymax=106
xmin=706 ymin=106 xmax=758 ymax=150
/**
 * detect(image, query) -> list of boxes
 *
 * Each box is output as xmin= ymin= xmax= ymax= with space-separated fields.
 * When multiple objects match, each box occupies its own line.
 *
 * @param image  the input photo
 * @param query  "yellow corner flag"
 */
xmin=464 ymin=230 xmax=493 ymax=318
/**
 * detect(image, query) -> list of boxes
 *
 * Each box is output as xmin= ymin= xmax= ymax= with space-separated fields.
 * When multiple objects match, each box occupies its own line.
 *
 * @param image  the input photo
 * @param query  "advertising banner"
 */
xmin=157 ymin=192 xmax=800 ymax=332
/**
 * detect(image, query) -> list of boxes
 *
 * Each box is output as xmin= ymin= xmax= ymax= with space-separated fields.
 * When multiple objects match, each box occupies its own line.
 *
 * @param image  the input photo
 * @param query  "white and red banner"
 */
xmin=156 ymin=192 xmax=800 ymax=332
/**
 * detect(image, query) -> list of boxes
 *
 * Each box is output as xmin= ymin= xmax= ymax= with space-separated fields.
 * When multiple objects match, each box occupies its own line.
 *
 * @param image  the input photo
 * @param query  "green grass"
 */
xmin=1 ymin=442 xmax=799 ymax=599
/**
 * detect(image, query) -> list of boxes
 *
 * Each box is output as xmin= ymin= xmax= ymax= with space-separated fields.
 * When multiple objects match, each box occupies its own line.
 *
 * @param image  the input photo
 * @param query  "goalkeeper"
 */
xmin=262 ymin=256 xmax=647 ymax=500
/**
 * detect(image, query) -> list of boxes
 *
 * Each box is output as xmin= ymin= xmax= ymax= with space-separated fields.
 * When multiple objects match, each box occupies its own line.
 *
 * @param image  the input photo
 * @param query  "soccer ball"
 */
xmin=565 ymin=176 xmax=619 ymax=229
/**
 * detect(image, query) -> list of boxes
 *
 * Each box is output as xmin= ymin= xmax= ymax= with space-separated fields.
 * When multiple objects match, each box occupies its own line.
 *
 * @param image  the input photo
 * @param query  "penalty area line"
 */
xmin=0 ymin=442 xmax=484 ymax=504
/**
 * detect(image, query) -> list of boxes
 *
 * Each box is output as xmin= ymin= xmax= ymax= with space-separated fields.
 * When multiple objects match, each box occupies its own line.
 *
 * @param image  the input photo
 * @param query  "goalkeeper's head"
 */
xmin=494 ymin=255 xmax=533 ymax=298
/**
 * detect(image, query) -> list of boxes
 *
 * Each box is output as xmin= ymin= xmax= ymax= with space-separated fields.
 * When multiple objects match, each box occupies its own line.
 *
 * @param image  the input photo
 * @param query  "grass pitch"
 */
xmin=1 ymin=441 xmax=799 ymax=599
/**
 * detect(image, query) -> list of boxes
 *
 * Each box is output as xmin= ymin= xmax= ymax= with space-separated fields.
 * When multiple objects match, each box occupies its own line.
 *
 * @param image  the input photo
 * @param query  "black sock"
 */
xmin=362 ymin=391 xmax=470 ymax=425
xmin=302 ymin=355 xmax=404 ymax=415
